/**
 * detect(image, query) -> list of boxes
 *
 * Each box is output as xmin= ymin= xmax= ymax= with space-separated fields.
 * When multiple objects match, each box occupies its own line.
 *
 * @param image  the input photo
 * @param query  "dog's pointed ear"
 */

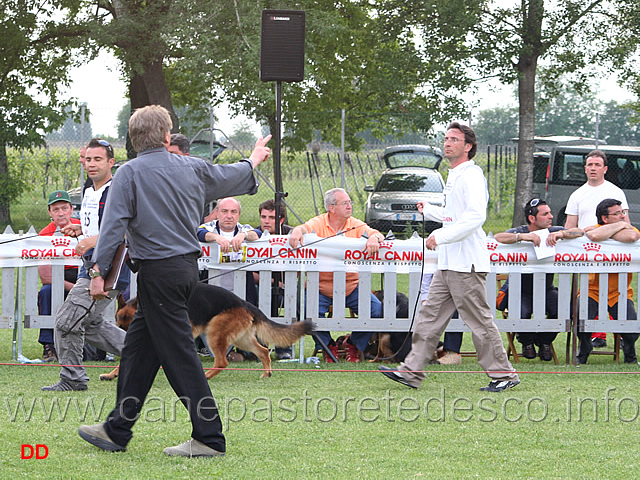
xmin=130 ymin=297 xmax=138 ymax=309
xmin=117 ymin=293 xmax=127 ymax=310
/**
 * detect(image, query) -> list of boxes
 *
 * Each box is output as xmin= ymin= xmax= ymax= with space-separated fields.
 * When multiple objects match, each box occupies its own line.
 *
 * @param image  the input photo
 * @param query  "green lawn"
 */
xmin=2 ymin=328 xmax=640 ymax=478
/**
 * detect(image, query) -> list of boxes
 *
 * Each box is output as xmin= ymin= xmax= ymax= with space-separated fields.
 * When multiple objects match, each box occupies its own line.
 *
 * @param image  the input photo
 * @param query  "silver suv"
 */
xmin=364 ymin=145 xmax=445 ymax=234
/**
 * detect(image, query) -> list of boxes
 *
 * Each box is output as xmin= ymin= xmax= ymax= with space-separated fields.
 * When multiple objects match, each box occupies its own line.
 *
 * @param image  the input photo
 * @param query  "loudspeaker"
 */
xmin=260 ymin=10 xmax=305 ymax=82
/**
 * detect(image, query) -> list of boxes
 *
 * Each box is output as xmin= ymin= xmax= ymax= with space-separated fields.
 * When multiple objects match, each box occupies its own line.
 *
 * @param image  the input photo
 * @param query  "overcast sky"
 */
xmin=68 ymin=50 xmax=634 ymax=139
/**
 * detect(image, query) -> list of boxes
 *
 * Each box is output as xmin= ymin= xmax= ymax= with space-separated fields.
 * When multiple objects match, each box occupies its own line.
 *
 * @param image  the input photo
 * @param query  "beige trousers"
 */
xmin=399 ymin=268 xmax=519 ymax=387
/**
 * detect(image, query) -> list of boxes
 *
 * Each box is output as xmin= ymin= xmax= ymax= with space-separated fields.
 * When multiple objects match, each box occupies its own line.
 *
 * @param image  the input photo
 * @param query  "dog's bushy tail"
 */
xmin=252 ymin=309 xmax=315 ymax=347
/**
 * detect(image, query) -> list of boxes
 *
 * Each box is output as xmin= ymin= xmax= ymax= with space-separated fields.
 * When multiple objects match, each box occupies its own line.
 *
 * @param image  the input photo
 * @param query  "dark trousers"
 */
xmin=515 ymin=289 xmax=559 ymax=347
xmin=577 ymin=298 xmax=639 ymax=363
xmin=37 ymin=284 xmax=56 ymax=345
xmin=104 ymin=255 xmax=225 ymax=451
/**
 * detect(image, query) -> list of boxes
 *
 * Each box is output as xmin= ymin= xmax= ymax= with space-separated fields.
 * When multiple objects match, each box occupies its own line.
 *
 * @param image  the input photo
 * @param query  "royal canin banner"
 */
xmin=1 ymin=233 xmax=639 ymax=273
xmin=0 ymin=234 xmax=82 ymax=267
xmin=198 ymin=233 xmax=640 ymax=274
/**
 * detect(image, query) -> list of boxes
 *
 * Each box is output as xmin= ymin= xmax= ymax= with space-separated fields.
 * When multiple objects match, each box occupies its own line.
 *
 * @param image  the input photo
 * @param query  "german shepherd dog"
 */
xmin=99 ymin=283 xmax=314 ymax=381
xmin=364 ymin=291 xmax=412 ymax=362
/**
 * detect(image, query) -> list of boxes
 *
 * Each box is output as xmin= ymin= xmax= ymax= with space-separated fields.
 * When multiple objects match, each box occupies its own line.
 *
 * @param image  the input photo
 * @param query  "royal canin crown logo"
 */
xmin=51 ymin=238 xmax=71 ymax=247
xmin=583 ymin=243 xmax=601 ymax=252
xmin=268 ymin=237 xmax=288 ymax=246
xmin=486 ymin=242 xmax=498 ymax=251
xmin=379 ymin=241 xmax=393 ymax=249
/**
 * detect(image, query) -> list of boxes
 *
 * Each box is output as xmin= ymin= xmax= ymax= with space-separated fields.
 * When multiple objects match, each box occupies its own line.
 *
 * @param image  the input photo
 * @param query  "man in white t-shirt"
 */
xmin=42 ymin=138 xmax=126 ymax=392
xmin=565 ymin=150 xmax=629 ymax=229
xmin=564 ymin=149 xmax=630 ymax=348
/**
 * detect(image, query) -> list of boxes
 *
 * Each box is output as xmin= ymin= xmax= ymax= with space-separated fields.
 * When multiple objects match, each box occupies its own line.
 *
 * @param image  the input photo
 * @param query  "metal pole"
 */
xmin=341 ymin=109 xmax=346 ymax=189
xmin=272 ymin=81 xmax=287 ymax=317
xmin=595 ymin=112 xmax=600 ymax=148
xmin=209 ymin=105 xmax=215 ymax=161
xmin=80 ymin=103 xmax=86 ymax=188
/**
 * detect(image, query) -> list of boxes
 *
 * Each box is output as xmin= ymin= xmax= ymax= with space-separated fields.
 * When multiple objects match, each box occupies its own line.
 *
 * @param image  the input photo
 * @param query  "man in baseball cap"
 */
xmin=37 ymin=190 xmax=81 ymax=361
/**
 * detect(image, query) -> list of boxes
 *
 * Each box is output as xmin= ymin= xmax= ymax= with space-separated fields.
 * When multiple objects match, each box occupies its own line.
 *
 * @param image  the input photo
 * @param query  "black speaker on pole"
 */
xmin=260 ymin=10 xmax=305 ymax=82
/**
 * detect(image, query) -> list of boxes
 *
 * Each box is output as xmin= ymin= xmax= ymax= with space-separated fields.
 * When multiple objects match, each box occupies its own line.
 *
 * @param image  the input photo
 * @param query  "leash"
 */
xmin=60 ymin=298 xmax=96 ymax=338
xmin=369 ymin=212 xmax=427 ymax=362
xmin=0 ymin=233 xmax=41 ymax=245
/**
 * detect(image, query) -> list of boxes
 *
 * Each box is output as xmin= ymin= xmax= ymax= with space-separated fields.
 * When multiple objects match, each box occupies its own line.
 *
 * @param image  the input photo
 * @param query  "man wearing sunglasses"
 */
xmin=42 ymin=138 xmax=127 ymax=392
xmin=380 ymin=122 xmax=520 ymax=392
xmin=494 ymin=199 xmax=583 ymax=361
xmin=576 ymin=198 xmax=640 ymax=364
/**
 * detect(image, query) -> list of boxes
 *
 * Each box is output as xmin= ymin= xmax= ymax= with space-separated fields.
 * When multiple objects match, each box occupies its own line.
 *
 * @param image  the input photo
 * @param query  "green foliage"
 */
xmin=473 ymin=106 xmax=519 ymax=145
xmin=167 ymin=0 xmax=470 ymax=153
xmin=0 ymin=1 xmax=92 ymax=222
xmin=229 ymin=121 xmax=257 ymax=147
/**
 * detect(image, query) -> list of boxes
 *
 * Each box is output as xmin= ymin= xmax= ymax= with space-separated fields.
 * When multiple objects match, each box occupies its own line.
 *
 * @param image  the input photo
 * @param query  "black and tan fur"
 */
xmin=100 ymin=283 xmax=314 ymax=381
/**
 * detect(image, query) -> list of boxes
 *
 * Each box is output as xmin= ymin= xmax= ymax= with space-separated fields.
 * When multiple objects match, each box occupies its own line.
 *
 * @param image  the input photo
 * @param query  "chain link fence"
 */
xmin=5 ymin=136 xmax=516 ymax=233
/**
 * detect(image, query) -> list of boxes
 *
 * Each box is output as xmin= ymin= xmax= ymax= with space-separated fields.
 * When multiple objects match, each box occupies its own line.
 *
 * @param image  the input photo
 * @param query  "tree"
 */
xmin=93 ymin=1 xmax=180 ymax=158
xmin=168 ymin=1 xmax=469 ymax=153
xmin=229 ymin=121 xmax=257 ymax=147
xmin=598 ymin=101 xmax=640 ymax=145
xmin=473 ymin=106 xmax=519 ymax=145
xmin=397 ymin=0 xmax=625 ymax=225
xmin=47 ymin=105 xmax=93 ymax=143
xmin=0 ymin=1 xmax=88 ymax=226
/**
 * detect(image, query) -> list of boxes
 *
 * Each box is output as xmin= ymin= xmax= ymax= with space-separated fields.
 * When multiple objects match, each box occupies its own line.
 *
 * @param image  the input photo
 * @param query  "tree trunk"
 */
xmin=513 ymin=61 xmax=536 ymax=227
xmin=111 ymin=1 xmax=178 ymax=159
xmin=512 ymin=0 xmax=544 ymax=227
xmin=125 ymin=59 xmax=180 ymax=159
xmin=0 ymin=142 xmax=11 ymax=227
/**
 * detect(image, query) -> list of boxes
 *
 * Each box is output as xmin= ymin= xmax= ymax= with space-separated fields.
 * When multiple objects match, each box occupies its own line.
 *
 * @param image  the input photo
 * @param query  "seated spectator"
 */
xmin=288 ymin=188 xmax=384 ymax=362
xmin=37 ymin=190 xmax=81 ymax=362
xmin=252 ymin=199 xmax=293 ymax=359
xmin=197 ymin=196 xmax=259 ymax=360
xmin=494 ymin=199 xmax=583 ymax=360
xmin=577 ymin=198 xmax=640 ymax=364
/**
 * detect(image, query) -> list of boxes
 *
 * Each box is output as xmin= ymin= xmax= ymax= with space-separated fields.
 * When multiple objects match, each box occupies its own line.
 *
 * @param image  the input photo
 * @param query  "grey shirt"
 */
xmin=93 ymin=147 xmax=258 ymax=274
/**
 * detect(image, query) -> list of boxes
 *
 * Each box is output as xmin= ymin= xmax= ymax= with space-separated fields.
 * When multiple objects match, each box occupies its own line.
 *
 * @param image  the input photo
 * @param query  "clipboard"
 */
xmin=103 ymin=243 xmax=129 ymax=291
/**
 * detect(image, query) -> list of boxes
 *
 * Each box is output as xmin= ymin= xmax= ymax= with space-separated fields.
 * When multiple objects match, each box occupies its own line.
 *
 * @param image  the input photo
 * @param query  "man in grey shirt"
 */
xmin=78 ymin=105 xmax=271 ymax=458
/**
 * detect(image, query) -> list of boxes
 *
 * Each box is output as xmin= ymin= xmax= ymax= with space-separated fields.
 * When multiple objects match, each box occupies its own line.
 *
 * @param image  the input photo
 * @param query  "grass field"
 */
xmin=2 ymin=328 xmax=640 ymax=478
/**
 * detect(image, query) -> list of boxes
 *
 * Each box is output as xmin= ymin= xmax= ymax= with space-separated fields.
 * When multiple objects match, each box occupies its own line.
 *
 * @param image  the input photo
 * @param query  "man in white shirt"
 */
xmin=42 ymin=138 xmax=126 ymax=392
xmin=564 ymin=150 xmax=629 ymax=229
xmin=380 ymin=122 xmax=520 ymax=392
xmin=564 ymin=149 xmax=630 ymax=348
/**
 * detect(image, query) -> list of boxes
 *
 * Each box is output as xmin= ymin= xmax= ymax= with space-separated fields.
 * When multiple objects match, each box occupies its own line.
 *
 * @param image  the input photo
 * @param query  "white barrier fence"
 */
xmin=2 ymin=227 xmax=640 ymax=362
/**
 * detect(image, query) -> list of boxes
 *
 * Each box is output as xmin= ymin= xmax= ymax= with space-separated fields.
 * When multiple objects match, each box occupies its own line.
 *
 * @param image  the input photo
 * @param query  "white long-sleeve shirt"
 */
xmin=421 ymin=160 xmax=490 ymax=273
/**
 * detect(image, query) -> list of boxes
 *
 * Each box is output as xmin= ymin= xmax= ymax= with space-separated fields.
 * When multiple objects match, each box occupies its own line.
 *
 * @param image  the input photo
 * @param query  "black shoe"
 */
xmin=275 ymin=347 xmax=293 ymax=360
xmin=576 ymin=356 xmax=588 ymax=365
xmin=480 ymin=380 xmax=520 ymax=392
xmin=379 ymin=365 xmax=417 ymax=389
xmin=522 ymin=344 xmax=536 ymax=359
xmin=592 ymin=337 xmax=607 ymax=348
xmin=539 ymin=344 xmax=553 ymax=362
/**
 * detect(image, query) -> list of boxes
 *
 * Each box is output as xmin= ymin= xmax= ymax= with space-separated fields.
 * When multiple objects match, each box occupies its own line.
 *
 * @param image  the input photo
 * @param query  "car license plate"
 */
xmin=396 ymin=213 xmax=416 ymax=221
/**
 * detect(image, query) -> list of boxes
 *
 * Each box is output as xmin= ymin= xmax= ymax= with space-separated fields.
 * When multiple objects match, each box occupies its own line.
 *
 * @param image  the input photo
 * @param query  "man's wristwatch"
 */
xmin=88 ymin=268 xmax=102 ymax=279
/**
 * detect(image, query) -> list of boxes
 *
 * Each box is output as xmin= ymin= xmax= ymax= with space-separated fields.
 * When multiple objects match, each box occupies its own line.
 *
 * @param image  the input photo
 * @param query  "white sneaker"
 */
xmin=163 ymin=438 xmax=225 ymax=458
